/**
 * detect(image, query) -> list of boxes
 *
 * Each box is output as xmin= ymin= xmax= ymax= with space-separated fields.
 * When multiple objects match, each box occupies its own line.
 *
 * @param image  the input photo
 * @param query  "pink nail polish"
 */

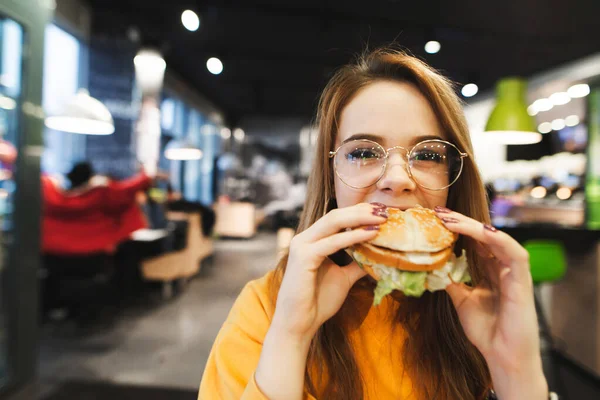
xmin=364 ymin=225 xmax=380 ymax=231
xmin=434 ymin=206 xmax=452 ymax=213
xmin=441 ymin=217 xmax=459 ymax=224
xmin=372 ymin=210 xmax=389 ymax=218
xmin=484 ymin=224 xmax=497 ymax=232
xmin=370 ymin=202 xmax=387 ymax=209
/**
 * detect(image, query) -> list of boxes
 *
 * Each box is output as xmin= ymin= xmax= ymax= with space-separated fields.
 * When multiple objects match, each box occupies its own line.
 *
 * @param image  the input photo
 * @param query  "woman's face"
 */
xmin=334 ymin=80 xmax=450 ymax=210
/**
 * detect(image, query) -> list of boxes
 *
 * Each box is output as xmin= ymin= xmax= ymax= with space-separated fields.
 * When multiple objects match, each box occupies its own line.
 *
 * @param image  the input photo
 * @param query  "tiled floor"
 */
xmin=38 ymin=232 xmax=600 ymax=399
xmin=38 ymin=233 xmax=278 ymax=396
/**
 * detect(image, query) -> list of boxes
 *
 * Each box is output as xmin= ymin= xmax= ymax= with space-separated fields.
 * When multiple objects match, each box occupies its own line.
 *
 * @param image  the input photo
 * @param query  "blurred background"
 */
xmin=1 ymin=0 xmax=600 ymax=399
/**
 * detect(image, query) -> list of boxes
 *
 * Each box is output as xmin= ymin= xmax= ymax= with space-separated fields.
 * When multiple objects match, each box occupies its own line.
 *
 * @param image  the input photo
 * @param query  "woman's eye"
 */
xmin=412 ymin=150 xmax=444 ymax=163
xmin=347 ymin=149 xmax=381 ymax=161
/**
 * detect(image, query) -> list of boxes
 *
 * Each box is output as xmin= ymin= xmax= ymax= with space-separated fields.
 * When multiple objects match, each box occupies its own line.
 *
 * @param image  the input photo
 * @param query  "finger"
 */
xmin=343 ymin=261 xmax=368 ymax=286
xmin=300 ymin=203 xmax=387 ymax=243
xmin=473 ymin=241 xmax=501 ymax=288
xmin=434 ymin=209 xmax=531 ymax=285
xmin=445 ymin=282 xmax=474 ymax=311
xmin=311 ymin=227 xmax=380 ymax=259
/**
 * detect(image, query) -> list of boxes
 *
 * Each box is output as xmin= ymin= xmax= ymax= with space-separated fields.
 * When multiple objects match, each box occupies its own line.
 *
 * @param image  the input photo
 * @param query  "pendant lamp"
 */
xmin=484 ymin=78 xmax=541 ymax=144
xmin=44 ymin=89 xmax=114 ymax=135
xmin=164 ymin=139 xmax=203 ymax=160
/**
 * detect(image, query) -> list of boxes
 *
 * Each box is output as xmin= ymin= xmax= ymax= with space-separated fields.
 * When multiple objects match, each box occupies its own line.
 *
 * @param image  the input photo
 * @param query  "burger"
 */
xmin=351 ymin=206 xmax=470 ymax=305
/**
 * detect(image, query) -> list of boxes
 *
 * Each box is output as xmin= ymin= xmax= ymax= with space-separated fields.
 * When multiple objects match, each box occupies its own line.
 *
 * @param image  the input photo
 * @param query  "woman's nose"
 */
xmin=376 ymin=153 xmax=417 ymax=193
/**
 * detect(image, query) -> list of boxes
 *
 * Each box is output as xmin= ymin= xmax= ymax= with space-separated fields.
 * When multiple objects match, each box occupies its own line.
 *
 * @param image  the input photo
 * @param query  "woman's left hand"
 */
xmin=434 ymin=207 xmax=549 ymax=400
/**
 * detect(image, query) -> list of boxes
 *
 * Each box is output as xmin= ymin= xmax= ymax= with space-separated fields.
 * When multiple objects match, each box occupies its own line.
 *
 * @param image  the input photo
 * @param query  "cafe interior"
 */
xmin=1 ymin=0 xmax=600 ymax=399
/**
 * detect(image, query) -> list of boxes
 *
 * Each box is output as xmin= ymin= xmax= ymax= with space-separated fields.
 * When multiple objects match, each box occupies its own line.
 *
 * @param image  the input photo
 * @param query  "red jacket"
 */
xmin=42 ymin=173 xmax=152 ymax=255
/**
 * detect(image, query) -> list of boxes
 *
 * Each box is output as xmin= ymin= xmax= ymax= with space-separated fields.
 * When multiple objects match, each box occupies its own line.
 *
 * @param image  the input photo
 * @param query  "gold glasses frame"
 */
xmin=329 ymin=138 xmax=469 ymax=191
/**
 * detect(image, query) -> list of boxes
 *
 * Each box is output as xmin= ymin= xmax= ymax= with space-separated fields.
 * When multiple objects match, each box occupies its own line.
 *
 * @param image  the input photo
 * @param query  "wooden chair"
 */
xmin=141 ymin=211 xmax=214 ymax=298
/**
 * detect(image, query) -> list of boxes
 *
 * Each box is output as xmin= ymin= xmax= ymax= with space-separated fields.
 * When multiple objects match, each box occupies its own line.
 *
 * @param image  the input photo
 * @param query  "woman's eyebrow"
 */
xmin=410 ymin=134 xmax=444 ymax=145
xmin=341 ymin=133 xmax=384 ymax=144
xmin=341 ymin=133 xmax=445 ymax=146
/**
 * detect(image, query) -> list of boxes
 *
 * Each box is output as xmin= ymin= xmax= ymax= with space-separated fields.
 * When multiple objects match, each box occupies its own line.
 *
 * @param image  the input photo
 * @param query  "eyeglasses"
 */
xmin=329 ymin=139 xmax=468 ymax=191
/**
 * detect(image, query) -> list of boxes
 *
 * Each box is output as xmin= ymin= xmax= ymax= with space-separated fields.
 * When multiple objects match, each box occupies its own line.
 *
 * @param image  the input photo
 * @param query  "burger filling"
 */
xmin=354 ymin=250 xmax=471 ymax=305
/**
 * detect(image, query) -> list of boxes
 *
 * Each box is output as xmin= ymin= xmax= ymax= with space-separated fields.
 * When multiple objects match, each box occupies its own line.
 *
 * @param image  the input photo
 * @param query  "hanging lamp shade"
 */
xmin=484 ymin=78 xmax=541 ymax=145
xmin=164 ymin=139 xmax=203 ymax=160
xmin=45 ymin=89 xmax=115 ymax=135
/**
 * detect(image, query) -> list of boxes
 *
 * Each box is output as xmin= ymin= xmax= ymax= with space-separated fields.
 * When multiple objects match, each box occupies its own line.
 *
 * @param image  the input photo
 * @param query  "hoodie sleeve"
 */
xmin=104 ymin=172 xmax=152 ymax=212
xmin=198 ymin=276 xmax=272 ymax=400
xmin=198 ymin=272 xmax=316 ymax=400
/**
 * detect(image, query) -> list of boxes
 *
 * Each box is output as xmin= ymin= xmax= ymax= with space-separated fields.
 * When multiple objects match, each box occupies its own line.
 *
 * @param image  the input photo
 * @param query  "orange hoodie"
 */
xmin=198 ymin=270 xmax=417 ymax=399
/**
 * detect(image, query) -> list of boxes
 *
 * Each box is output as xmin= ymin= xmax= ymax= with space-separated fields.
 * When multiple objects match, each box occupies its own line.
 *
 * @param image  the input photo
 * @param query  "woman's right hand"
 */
xmin=271 ymin=202 xmax=388 ymax=341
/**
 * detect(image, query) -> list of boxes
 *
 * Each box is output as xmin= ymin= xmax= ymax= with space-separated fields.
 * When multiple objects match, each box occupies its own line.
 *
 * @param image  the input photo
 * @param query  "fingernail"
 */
xmin=434 ymin=206 xmax=452 ymax=213
xmin=372 ymin=210 xmax=389 ymax=218
xmin=371 ymin=202 xmax=387 ymax=209
xmin=441 ymin=217 xmax=460 ymax=224
xmin=364 ymin=225 xmax=380 ymax=231
xmin=484 ymin=224 xmax=497 ymax=232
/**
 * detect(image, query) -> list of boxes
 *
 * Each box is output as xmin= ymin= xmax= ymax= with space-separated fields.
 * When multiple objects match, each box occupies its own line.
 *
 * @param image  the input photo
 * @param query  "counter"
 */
xmin=499 ymin=223 xmax=600 ymax=378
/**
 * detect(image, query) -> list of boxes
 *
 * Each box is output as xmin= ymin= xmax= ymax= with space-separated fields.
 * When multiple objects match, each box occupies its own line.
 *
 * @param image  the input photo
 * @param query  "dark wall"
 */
xmin=86 ymin=37 xmax=138 ymax=178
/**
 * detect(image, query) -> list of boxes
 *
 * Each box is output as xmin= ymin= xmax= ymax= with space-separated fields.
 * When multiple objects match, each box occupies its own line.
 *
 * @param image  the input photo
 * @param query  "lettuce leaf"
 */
xmin=373 ymin=279 xmax=395 ymax=306
xmin=353 ymin=249 xmax=471 ymax=306
xmin=373 ymin=270 xmax=427 ymax=305
xmin=399 ymin=271 xmax=428 ymax=297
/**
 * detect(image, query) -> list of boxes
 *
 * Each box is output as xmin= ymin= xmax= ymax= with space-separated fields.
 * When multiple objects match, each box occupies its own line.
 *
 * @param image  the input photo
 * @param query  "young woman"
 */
xmin=199 ymin=49 xmax=552 ymax=399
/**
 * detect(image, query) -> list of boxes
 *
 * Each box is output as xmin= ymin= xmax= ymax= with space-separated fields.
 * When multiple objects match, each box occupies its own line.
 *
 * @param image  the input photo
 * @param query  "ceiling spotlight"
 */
xmin=538 ymin=122 xmax=552 ymax=134
xmin=206 ymin=57 xmax=223 ymax=75
xmin=181 ymin=10 xmax=200 ymax=32
xmin=551 ymin=118 xmax=566 ymax=131
xmin=531 ymin=98 xmax=553 ymax=113
xmin=556 ymin=187 xmax=572 ymax=200
xmin=567 ymin=83 xmax=590 ymax=98
xmin=233 ymin=128 xmax=245 ymax=141
xmin=565 ymin=115 xmax=580 ymax=127
xmin=549 ymin=92 xmax=571 ymax=106
xmin=220 ymin=127 xmax=231 ymax=139
xmin=461 ymin=83 xmax=478 ymax=98
xmin=530 ymin=186 xmax=547 ymax=199
xmin=424 ymin=41 xmax=441 ymax=54
xmin=527 ymin=104 xmax=538 ymax=116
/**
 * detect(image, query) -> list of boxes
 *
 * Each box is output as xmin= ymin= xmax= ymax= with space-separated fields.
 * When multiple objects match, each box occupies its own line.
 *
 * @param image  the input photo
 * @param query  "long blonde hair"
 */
xmin=269 ymin=48 xmax=493 ymax=399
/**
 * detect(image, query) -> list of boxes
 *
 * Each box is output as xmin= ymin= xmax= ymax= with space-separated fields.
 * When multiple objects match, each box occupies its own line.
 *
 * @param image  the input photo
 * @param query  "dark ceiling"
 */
xmin=87 ymin=0 xmax=600 ymax=125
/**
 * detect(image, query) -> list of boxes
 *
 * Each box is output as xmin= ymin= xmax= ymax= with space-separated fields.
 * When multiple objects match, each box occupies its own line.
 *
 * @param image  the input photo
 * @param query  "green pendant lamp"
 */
xmin=485 ymin=78 xmax=542 ymax=144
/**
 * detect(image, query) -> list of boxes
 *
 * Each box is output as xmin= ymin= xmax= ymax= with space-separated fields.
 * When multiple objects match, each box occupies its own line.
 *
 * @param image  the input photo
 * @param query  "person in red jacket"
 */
xmin=41 ymin=162 xmax=153 ymax=255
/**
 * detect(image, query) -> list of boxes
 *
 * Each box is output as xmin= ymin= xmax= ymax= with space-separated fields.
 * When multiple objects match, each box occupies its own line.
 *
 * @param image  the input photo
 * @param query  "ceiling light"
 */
xmin=461 ymin=83 xmax=478 ymax=98
xmin=220 ymin=127 xmax=231 ymax=139
xmin=484 ymin=78 xmax=541 ymax=144
xmin=164 ymin=139 xmax=203 ymax=160
xmin=44 ymin=89 xmax=114 ymax=135
xmin=532 ymin=98 xmax=553 ymax=113
xmin=0 ymin=95 xmax=16 ymax=110
xmin=551 ymin=118 xmax=566 ymax=131
xmin=530 ymin=186 xmax=547 ymax=199
xmin=556 ymin=187 xmax=572 ymax=200
xmin=538 ymin=122 xmax=552 ymax=134
xmin=567 ymin=83 xmax=590 ymax=98
xmin=424 ymin=41 xmax=441 ymax=54
xmin=549 ymin=92 xmax=571 ymax=106
xmin=527 ymin=104 xmax=538 ymax=116
xmin=206 ymin=57 xmax=223 ymax=75
xmin=181 ymin=10 xmax=200 ymax=32
xmin=233 ymin=128 xmax=245 ymax=141
xmin=565 ymin=115 xmax=580 ymax=127
xmin=134 ymin=49 xmax=166 ymax=95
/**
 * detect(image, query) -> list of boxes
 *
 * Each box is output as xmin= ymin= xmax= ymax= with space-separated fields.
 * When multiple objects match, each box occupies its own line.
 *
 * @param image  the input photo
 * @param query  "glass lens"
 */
xmin=408 ymin=141 xmax=462 ymax=189
xmin=334 ymin=140 xmax=386 ymax=188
